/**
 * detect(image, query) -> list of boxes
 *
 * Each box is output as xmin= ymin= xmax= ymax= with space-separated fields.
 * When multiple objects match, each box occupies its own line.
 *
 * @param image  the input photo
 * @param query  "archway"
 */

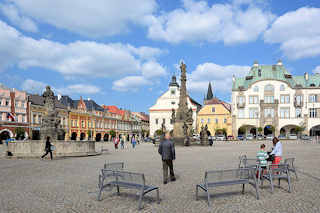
xmin=0 ymin=130 xmax=10 ymax=144
xmin=290 ymin=128 xmax=297 ymax=134
xmin=103 ymin=134 xmax=109 ymax=142
xmin=280 ymin=125 xmax=300 ymax=137
xmin=96 ymin=133 xmax=101 ymax=142
xmin=238 ymin=126 xmax=246 ymax=136
xmin=249 ymin=128 xmax=257 ymax=136
xmin=80 ymin=133 xmax=85 ymax=141
xmin=32 ymin=130 xmax=40 ymax=140
xmin=310 ymin=125 xmax=320 ymax=136
xmin=71 ymin=132 xmax=77 ymax=140
xmin=280 ymin=128 xmax=286 ymax=137
xmin=264 ymin=125 xmax=274 ymax=136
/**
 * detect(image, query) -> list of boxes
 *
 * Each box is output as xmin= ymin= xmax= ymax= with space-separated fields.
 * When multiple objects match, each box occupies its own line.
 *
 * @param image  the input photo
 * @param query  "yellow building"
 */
xmin=197 ymin=83 xmax=232 ymax=136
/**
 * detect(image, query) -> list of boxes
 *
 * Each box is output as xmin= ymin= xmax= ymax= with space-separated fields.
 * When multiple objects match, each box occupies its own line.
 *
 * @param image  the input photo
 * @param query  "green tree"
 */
xmin=155 ymin=129 xmax=163 ymax=136
xmin=14 ymin=127 xmax=25 ymax=140
xmin=109 ymin=130 xmax=116 ymax=138
xmin=87 ymin=130 xmax=92 ymax=140
xmin=257 ymin=127 xmax=263 ymax=133
xmin=295 ymin=126 xmax=305 ymax=137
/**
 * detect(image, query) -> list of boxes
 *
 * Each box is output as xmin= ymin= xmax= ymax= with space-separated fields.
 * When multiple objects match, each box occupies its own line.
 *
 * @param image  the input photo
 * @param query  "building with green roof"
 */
xmin=231 ymin=60 xmax=320 ymax=138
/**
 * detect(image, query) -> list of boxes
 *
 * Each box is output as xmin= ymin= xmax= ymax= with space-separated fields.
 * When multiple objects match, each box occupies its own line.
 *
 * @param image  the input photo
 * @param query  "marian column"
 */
xmin=172 ymin=61 xmax=193 ymax=145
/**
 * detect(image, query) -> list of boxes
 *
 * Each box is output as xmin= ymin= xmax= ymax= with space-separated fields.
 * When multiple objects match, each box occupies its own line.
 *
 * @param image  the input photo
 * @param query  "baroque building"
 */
xmin=0 ymin=84 xmax=29 ymax=142
xmin=197 ymin=83 xmax=232 ymax=136
xmin=149 ymin=75 xmax=201 ymax=137
xmin=232 ymin=60 xmax=320 ymax=137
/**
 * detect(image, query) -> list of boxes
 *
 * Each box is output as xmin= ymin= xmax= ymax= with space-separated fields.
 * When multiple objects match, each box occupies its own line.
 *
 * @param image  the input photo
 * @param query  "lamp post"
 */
xmin=256 ymin=111 xmax=259 ymax=143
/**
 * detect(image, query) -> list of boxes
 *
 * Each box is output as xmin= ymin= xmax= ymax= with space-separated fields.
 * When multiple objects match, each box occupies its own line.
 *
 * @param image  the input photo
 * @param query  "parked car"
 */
xmin=246 ymin=134 xmax=254 ymax=140
xmin=216 ymin=135 xmax=226 ymax=141
xmin=237 ymin=135 xmax=244 ymax=140
xmin=288 ymin=134 xmax=298 ymax=140
xmin=192 ymin=135 xmax=200 ymax=140
xmin=301 ymin=134 xmax=312 ymax=140
xmin=266 ymin=135 xmax=273 ymax=140
xmin=227 ymin=135 xmax=234 ymax=141
xmin=257 ymin=134 xmax=264 ymax=140
xmin=144 ymin=137 xmax=152 ymax=142
xmin=278 ymin=135 xmax=286 ymax=140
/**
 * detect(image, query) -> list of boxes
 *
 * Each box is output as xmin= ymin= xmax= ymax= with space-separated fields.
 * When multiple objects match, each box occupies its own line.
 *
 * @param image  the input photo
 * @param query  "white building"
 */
xmin=149 ymin=75 xmax=201 ymax=137
xmin=232 ymin=60 xmax=320 ymax=137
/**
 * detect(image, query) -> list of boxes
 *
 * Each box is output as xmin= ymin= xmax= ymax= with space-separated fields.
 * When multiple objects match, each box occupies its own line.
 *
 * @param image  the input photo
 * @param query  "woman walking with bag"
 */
xmin=41 ymin=136 xmax=53 ymax=160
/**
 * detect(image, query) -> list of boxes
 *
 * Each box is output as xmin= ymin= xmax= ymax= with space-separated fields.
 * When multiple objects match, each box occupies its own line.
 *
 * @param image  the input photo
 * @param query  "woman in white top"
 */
xmin=270 ymin=137 xmax=282 ymax=165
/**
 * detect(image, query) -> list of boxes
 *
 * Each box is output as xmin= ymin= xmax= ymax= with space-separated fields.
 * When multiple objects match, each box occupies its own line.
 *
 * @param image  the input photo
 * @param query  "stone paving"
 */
xmin=1 ymin=140 xmax=320 ymax=213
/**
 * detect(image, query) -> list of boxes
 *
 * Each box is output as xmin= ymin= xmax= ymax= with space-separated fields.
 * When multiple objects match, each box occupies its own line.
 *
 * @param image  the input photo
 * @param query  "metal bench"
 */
xmin=239 ymin=155 xmax=258 ymax=169
xmin=196 ymin=168 xmax=260 ymax=207
xmin=97 ymin=170 xmax=160 ymax=210
xmin=261 ymin=163 xmax=291 ymax=193
xmin=284 ymin=158 xmax=298 ymax=180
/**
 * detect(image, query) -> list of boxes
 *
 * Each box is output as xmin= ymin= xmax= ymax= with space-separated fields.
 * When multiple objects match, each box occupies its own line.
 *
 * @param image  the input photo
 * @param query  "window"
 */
xmin=208 ymin=118 xmax=210 ymax=123
xmin=33 ymin=114 xmax=36 ymax=124
xmin=264 ymin=108 xmax=274 ymax=118
xmin=249 ymin=108 xmax=259 ymax=118
xmin=5 ymin=100 xmax=9 ymax=106
xmin=249 ymin=96 xmax=258 ymax=104
xmin=309 ymin=95 xmax=317 ymax=103
xmin=280 ymin=95 xmax=290 ymax=104
xmin=201 ymin=119 xmax=204 ymax=123
xmin=309 ymin=108 xmax=317 ymax=118
xmin=280 ymin=108 xmax=290 ymax=118
xmin=155 ymin=119 xmax=158 ymax=125
xmin=38 ymin=115 xmax=42 ymax=124
xmin=224 ymin=118 xmax=227 ymax=123
xmin=238 ymin=96 xmax=245 ymax=104
xmin=296 ymin=108 xmax=302 ymax=118
xmin=264 ymin=96 xmax=274 ymax=103
xmin=212 ymin=107 xmax=215 ymax=112
xmin=215 ymin=118 xmax=218 ymax=124
xmin=171 ymin=101 xmax=175 ymax=105
xmin=280 ymin=85 xmax=285 ymax=91
xmin=170 ymin=119 xmax=173 ymax=124
xmin=238 ymin=109 xmax=245 ymax=118
xmin=295 ymin=96 xmax=302 ymax=105
xmin=22 ymin=115 xmax=25 ymax=123
xmin=171 ymin=90 xmax=175 ymax=95
xmin=258 ymin=69 xmax=261 ymax=77
xmin=264 ymin=84 xmax=274 ymax=92
xmin=163 ymin=118 xmax=165 ymax=124
xmin=253 ymin=86 xmax=259 ymax=92
xmin=81 ymin=120 xmax=85 ymax=128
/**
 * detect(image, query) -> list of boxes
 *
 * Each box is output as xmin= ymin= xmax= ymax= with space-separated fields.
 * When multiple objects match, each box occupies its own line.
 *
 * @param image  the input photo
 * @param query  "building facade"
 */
xmin=197 ymin=83 xmax=232 ymax=136
xmin=0 ymin=84 xmax=29 ymax=142
xmin=149 ymin=75 xmax=201 ymax=137
xmin=232 ymin=60 xmax=320 ymax=137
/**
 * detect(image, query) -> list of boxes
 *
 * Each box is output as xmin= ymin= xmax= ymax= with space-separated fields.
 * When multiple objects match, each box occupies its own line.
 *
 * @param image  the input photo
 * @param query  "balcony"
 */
xmin=237 ymin=102 xmax=246 ymax=108
xmin=294 ymin=101 xmax=303 ymax=108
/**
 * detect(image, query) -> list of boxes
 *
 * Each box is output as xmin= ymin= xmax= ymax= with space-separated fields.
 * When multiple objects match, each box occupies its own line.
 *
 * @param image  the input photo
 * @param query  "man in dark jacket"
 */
xmin=41 ymin=136 xmax=53 ymax=160
xmin=158 ymin=131 xmax=176 ymax=184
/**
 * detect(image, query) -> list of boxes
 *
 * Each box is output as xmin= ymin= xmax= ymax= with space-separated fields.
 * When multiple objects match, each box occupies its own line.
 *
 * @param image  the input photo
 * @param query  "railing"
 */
xmin=294 ymin=101 xmax=303 ymax=107
xmin=237 ymin=102 xmax=245 ymax=108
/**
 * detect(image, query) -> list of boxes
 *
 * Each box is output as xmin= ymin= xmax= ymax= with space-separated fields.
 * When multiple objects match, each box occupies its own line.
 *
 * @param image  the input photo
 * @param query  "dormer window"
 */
xmin=171 ymin=90 xmax=175 ymax=95
xmin=280 ymin=84 xmax=285 ymax=91
xmin=264 ymin=84 xmax=274 ymax=92
xmin=258 ymin=69 xmax=261 ymax=77
xmin=253 ymin=86 xmax=259 ymax=92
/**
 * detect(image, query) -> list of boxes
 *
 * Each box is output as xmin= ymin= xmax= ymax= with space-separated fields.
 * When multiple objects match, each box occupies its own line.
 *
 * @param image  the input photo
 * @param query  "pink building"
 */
xmin=0 ymin=84 xmax=29 ymax=142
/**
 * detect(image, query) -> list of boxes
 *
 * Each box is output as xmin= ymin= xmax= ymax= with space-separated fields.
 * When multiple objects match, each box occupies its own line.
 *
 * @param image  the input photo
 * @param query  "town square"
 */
xmin=1 ymin=0 xmax=320 ymax=212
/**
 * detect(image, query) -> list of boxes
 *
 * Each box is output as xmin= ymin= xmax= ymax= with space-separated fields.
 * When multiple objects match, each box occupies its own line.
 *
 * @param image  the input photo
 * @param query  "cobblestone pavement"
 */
xmin=1 ymin=140 xmax=320 ymax=213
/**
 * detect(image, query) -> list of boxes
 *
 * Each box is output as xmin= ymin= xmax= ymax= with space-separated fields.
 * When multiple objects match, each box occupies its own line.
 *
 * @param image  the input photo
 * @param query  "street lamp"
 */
xmin=256 ymin=111 xmax=259 ymax=143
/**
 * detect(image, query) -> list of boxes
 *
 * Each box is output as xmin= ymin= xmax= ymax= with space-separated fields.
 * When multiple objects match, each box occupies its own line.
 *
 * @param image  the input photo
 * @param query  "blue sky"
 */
xmin=0 ymin=0 xmax=320 ymax=113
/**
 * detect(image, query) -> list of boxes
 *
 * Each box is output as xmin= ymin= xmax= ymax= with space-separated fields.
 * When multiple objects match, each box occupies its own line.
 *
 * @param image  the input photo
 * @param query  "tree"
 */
xmin=155 ymin=129 xmax=163 ymax=136
xmin=257 ymin=127 xmax=263 ymax=133
xmin=238 ymin=126 xmax=246 ymax=135
xmin=295 ymin=126 xmax=305 ymax=137
xmin=215 ymin=128 xmax=227 ymax=136
xmin=14 ymin=127 xmax=25 ymax=140
xmin=109 ymin=130 xmax=116 ymax=138
xmin=87 ymin=130 xmax=92 ymax=140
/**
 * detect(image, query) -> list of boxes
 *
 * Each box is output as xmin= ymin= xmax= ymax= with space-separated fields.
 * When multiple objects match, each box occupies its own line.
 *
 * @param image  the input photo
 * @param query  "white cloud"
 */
xmin=112 ymin=76 xmax=151 ymax=92
xmin=21 ymin=79 xmax=100 ymax=95
xmin=0 ymin=20 xmax=165 ymax=80
xmin=313 ymin=66 xmax=320 ymax=74
xmin=6 ymin=0 xmax=157 ymax=37
xmin=57 ymin=84 xmax=100 ymax=95
xmin=0 ymin=3 xmax=38 ymax=32
xmin=21 ymin=79 xmax=46 ymax=94
xmin=146 ymin=0 xmax=275 ymax=44
xmin=188 ymin=62 xmax=250 ymax=93
xmin=141 ymin=61 xmax=166 ymax=79
xmin=264 ymin=7 xmax=320 ymax=59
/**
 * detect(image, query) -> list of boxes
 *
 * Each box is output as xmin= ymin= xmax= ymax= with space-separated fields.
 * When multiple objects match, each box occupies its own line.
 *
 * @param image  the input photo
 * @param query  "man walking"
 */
xmin=158 ymin=131 xmax=176 ymax=184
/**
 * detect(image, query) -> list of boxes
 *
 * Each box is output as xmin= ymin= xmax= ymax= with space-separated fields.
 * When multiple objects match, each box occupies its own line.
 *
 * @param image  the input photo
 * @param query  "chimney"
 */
xmin=253 ymin=60 xmax=259 ymax=67
xmin=304 ymin=72 xmax=309 ymax=81
xmin=277 ymin=59 xmax=283 ymax=66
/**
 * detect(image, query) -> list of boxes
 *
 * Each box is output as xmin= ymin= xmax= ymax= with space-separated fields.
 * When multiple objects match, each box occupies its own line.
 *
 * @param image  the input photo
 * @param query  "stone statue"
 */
xmin=183 ymin=122 xmax=188 ymax=136
xmin=40 ymin=86 xmax=63 ymax=140
xmin=200 ymin=124 xmax=209 ymax=146
xmin=171 ymin=108 xmax=176 ymax=123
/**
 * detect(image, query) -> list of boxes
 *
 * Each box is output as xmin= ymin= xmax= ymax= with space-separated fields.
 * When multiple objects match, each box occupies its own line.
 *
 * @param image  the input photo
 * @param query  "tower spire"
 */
xmin=206 ymin=82 xmax=213 ymax=100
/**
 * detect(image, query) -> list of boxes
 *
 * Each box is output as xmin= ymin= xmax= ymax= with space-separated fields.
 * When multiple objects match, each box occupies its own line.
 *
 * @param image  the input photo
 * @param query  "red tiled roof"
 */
xmin=204 ymin=98 xmax=231 ymax=112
